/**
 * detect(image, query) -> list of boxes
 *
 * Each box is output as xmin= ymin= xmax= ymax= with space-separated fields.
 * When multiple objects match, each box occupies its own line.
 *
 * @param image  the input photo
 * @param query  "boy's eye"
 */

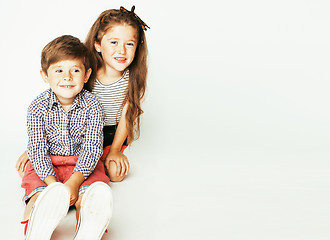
xmin=55 ymin=69 xmax=62 ymax=73
xmin=72 ymin=69 xmax=80 ymax=73
xmin=110 ymin=41 xmax=117 ymax=44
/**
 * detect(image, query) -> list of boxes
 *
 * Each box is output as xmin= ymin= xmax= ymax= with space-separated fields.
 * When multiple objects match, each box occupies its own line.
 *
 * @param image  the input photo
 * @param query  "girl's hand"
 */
xmin=105 ymin=150 xmax=129 ymax=177
xmin=16 ymin=151 xmax=29 ymax=178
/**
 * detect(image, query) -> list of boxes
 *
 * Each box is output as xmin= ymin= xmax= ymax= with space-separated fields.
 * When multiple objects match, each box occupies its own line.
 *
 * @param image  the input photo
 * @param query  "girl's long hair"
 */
xmin=85 ymin=9 xmax=148 ymax=145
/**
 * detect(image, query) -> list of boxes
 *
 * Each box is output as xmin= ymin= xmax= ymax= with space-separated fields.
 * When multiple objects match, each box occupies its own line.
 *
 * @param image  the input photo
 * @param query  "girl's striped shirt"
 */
xmin=92 ymin=70 xmax=129 ymax=126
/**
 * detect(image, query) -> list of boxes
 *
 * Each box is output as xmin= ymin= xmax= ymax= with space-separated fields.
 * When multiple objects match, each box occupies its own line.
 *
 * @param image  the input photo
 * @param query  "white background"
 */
xmin=0 ymin=0 xmax=330 ymax=239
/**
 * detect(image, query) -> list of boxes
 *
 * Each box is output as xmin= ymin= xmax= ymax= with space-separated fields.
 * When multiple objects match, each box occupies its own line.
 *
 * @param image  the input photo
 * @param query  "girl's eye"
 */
xmin=110 ymin=41 xmax=117 ymax=44
xmin=127 ymin=42 xmax=135 ymax=47
xmin=55 ymin=69 xmax=62 ymax=73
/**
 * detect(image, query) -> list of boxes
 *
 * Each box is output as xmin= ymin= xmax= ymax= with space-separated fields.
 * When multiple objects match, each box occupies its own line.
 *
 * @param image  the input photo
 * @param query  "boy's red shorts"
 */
xmin=21 ymin=155 xmax=109 ymax=203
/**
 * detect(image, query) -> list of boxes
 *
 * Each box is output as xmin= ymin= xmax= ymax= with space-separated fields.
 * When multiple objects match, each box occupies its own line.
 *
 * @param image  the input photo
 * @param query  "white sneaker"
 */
xmin=25 ymin=182 xmax=70 ymax=240
xmin=74 ymin=182 xmax=113 ymax=240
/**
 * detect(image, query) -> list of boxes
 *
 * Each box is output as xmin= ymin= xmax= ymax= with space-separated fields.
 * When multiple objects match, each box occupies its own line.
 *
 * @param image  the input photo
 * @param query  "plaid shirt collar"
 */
xmin=48 ymin=89 xmax=88 ymax=111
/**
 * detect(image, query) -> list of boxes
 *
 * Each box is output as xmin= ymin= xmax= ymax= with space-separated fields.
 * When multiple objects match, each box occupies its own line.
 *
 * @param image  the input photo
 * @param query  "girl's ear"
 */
xmin=84 ymin=68 xmax=92 ymax=83
xmin=40 ymin=70 xmax=48 ymax=84
xmin=94 ymin=41 xmax=101 ymax=53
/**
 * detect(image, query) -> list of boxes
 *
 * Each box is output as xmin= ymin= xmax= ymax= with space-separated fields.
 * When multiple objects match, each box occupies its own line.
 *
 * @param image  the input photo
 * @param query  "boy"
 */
xmin=21 ymin=35 xmax=112 ymax=240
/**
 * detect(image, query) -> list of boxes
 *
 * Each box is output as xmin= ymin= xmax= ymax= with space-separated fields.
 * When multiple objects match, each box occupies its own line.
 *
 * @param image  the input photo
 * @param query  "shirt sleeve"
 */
xmin=73 ymin=100 xmax=104 ymax=178
xmin=27 ymin=106 xmax=56 ymax=181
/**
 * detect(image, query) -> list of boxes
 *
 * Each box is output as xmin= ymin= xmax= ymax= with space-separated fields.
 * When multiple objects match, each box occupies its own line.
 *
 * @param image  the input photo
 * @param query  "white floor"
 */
xmin=2 ymin=0 xmax=330 ymax=239
xmin=2 ymin=141 xmax=330 ymax=239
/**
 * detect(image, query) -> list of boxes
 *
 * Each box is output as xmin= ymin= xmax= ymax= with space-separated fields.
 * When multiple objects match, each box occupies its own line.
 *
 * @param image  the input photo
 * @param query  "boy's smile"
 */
xmin=41 ymin=59 xmax=91 ymax=109
xmin=59 ymin=85 xmax=75 ymax=88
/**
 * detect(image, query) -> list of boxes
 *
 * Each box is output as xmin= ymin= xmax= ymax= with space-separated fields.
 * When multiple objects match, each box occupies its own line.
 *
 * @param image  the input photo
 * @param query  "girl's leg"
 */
xmin=107 ymin=160 xmax=126 ymax=182
xmin=101 ymin=145 xmax=128 ymax=182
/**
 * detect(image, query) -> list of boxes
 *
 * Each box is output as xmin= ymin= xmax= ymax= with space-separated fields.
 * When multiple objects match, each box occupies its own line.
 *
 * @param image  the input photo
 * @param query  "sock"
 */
xmin=20 ymin=219 xmax=29 ymax=236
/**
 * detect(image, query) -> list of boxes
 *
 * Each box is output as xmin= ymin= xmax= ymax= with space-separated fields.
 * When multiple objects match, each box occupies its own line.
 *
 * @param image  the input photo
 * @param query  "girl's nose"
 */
xmin=118 ymin=44 xmax=126 ymax=54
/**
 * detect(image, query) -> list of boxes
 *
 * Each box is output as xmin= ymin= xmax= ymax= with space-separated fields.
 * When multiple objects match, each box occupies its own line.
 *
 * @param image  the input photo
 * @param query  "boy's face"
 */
xmin=41 ymin=59 xmax=91 ymax=107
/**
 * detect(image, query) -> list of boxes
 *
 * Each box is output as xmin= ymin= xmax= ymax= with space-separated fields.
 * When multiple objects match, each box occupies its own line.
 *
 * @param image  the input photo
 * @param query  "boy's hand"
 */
xmin=44 ymin=175 xmax=57 ymax=185
xmin=16 ymin=151 xmax=29 ymax=178
xmin=64 ymin=171 xmax=85 ymax=206
xmin=64 ymin=181 xmax=79 ymax=206
xmin=105 ymin=150 xmax=129 ymax=177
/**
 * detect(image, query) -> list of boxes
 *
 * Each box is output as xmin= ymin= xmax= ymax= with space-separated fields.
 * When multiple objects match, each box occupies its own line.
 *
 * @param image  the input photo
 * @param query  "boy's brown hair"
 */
xmin=41 ymin=35 xmax=93 ymax=75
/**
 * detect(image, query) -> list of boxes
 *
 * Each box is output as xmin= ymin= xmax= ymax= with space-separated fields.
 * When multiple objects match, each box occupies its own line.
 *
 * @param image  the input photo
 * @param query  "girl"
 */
xmin=16 ymin=6 xmax=149 ymax=182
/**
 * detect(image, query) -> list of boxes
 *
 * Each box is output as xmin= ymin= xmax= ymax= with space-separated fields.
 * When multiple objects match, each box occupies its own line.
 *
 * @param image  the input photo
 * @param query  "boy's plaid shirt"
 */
xmin=27 ymin=89 xmax=104 ymax=181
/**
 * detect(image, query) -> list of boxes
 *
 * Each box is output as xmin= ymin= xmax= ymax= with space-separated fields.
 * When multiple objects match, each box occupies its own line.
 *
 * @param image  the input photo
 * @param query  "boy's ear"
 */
xmin=40 ymin=70 xmax=48 ymax=83
xmin=94 ymin=42 xmax=101 ymax=53
xmin=84 ymin=68 xmax=92 ymax=83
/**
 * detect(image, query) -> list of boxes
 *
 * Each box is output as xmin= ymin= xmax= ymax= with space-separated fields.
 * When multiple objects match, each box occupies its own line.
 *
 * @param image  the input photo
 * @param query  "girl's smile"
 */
xmin=114 ymin=57 xmax=127 ymax=64
xmin=95 ymin=25 xmax=138 ymax=75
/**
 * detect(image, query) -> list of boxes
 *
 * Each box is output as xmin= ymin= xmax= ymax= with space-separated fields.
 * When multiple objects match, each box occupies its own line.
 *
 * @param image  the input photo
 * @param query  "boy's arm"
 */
xmin=64 ymin=171 xmax=85 ymax=206
xmin=65 ymin=99 xmax=103 ymax=205
xmin=72 ymin=100 xmax=104 ymax=179
xmin=27 ymin=106 xmax=57 ymax=182
xmin=44 ymin=175 xmax=57 ymax=185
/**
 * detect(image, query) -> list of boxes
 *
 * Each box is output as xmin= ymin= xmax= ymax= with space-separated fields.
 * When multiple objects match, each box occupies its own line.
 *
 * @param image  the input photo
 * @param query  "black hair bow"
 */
xmin=120 ymin=6 xmax=150 ymax=31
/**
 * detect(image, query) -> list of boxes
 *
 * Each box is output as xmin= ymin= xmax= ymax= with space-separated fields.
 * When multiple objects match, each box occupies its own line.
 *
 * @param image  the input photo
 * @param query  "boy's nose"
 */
xmin=63 ymin=73 xmax=72 ymax=80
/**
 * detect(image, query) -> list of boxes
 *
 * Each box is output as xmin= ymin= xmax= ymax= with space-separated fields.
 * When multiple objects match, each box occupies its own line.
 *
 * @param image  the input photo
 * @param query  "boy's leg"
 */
xmin=74 ymin=182 xmax=113 ymax=240
xmin=24 ymin=182 xmax=70 ymax=240
xmin=74 ymin=194 xmax=83 ymax=220
xmin=72 ymin=158 xmax=112 ymax=239
xmin=21 ymin=161 xmax=71 ymax=238
xmin=23 ymin=192 xmax=41 ymax=221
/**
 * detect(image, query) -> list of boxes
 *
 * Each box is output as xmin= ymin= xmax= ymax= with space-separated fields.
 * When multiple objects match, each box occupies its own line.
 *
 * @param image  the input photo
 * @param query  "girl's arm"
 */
xmin=105 ymin=103 xmax=130 ymax=177
xmin=112 ymin=103 xmax=128 ymax=151
xmin=16 ymin=150 xmax=29 ymax=178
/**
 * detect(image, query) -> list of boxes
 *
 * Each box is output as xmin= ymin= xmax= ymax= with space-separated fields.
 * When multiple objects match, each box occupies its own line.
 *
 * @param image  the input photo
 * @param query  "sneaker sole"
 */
xmin=26 ymin=182 xmax=70 ymax=240
xmin=74 ymin=182 xmax=113 ymax=240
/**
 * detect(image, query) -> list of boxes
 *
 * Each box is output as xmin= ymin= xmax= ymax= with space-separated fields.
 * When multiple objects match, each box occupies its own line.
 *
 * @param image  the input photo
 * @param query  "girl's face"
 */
xmin=95 ymin=24 xmax=138 ymax=74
